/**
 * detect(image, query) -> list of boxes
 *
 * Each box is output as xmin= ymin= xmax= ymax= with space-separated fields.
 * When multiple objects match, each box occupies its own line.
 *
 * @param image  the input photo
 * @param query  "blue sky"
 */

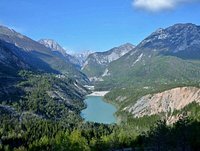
xmin=0 ymin=0 xmax=200 ymax=52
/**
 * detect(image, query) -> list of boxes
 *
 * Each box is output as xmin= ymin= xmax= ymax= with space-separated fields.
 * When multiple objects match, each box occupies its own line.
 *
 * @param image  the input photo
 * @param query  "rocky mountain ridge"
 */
xmin=135 ymin=23 xmax=200 ymax=59
xmin=82 ymin=43 xmax=135 ymax=81
xmin=0 ymin=25 xmax=89 ymax=84
xmin=83 ymin=43 xmax=135 ymax=68
xmin=71 ymin=50 xmax=93 ymax=66
xmin=38 ymin=39 xmax=67 ymax=56
xmin=95 ymin=23 xmax=200 ymax=89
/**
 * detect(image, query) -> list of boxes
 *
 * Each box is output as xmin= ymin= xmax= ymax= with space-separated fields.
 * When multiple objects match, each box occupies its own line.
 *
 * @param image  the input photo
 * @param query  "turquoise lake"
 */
xmin=81 ymin=96 xmax=117 ymax=124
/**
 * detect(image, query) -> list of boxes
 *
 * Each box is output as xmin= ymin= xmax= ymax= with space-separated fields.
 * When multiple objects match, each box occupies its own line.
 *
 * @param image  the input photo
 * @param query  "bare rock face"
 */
xmin=124 ymin=87 xmax=200 ymax=118
xmin=71 ymin=51 xmax=93 ymax=67
xmin=82 ymin=43 xmax=135 ymax=80
xmin=137 ymin=23 xmax=200 ymax=58
xmin=39 ymin=39 xmax=92 ymax=68
xmin=38 ymin=39 xmax=67 ymax=56
xmin=83 ymin=43 xmax=135 ymax=68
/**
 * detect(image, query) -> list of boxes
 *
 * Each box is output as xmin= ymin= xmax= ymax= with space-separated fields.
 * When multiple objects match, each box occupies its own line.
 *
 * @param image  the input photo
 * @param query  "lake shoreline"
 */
xmin=87 ymin=91 xmax=110 ymax=97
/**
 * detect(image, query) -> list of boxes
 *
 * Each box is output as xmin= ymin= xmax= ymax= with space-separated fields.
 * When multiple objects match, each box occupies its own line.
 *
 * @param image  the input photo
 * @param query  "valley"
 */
xmin=0 ymin=23 xmax=200 ymax=151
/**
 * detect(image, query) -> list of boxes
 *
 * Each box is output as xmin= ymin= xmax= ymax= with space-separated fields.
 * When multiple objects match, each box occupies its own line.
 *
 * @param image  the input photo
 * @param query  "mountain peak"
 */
xmin=121 ymin=42 xmax=135 ymax=46
xmin=0 ymin=25 xmax=25 ymax=39
xmin=137 ymin=23 xmax=200 ymax=57
xmin=70 ymin=50 xmax=93 ymax=66
xmin=166 ymin=23 xmax=199 ymax=32
xmin=38 ymin=39 xmax=66 ymax=55
xmin=0 ymin=25 xmax=16 ymax=34
xmin=118 ymin=43 xmax=135 ymax=50
xmin=170 ymin=23 xmax=197 ymax=28
xmin=153 ymin=23 xmax=198 ymax=35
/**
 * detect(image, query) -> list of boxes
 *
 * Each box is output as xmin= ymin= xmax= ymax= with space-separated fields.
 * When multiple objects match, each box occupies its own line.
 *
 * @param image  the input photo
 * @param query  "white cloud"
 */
xmin=132 ymin=0 xmax=195 ymax=12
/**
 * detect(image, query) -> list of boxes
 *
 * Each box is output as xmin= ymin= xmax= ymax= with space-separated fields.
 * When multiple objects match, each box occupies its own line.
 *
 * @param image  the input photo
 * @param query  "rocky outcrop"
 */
xmin=124 ymin=87 xmax=200 ymax=118
xmin=38 ymin=39 xmax=67 ymax=56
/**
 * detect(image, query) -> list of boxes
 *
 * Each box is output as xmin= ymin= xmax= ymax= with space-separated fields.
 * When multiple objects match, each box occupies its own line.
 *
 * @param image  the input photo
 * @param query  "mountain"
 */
xmin=96 ymin=23 xmax=200 ymax=90
xmin=0 ymin=39 xmax=30 ymax=76
xmin=0 ymin=25 xmax=89 ymax=83
xmin=39 ymin=39 xmax=93 ymax=68
xmin=136 ymin=23 xmax=200 ymax=59
xmin=102 ymin=23 xmax=200 ymax=125
xmin=82 ymin=43 xmax=135 ymax=81
xmin=0 ymin=26 xmax=91 ymax=126
xmin=38 ymin=39 xmax=67 ymax=56
xmin=38 ymin=39 xmax=83 ymax=68
xmin=0 ymin=39 xmax=32 ymax=100
xmin=71 ymin=50 xmax=92 ymax=67
xmin=1 ymin=23 xmax=200 ymax=151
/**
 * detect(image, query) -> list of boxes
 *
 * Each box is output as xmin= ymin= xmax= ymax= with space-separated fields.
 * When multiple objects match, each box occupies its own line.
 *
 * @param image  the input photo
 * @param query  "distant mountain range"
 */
xmin=71 ymin=50 xmax=93 ymax=67
xmin=39 ymin=39 xmax=93 ymax=68
xmin=102 ymin=23 xmax=200 ymax=124
xmin=0 ymin=25 xmax=90 ymax=85
xmin=91 ymin=23 xmax=200 ymax=89
xmin=1 ymin=23 xmax=200 ymax=89
xmin=0 ymin=26 xmax=89 ymax=99
xmin=82 ymin=43 xmax=135 ymax=81
xmin=0 ymin=23 xmax=200 ymax=125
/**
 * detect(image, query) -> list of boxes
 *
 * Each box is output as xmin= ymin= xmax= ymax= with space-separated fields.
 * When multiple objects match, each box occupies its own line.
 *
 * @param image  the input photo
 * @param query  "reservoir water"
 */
xmin=81 ymin=96 xmax=117 ymax=124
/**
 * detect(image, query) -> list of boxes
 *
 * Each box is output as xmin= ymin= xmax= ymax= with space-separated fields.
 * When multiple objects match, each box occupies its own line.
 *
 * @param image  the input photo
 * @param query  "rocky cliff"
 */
xmin=124 ymin=87 xmax=200 ymax=118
